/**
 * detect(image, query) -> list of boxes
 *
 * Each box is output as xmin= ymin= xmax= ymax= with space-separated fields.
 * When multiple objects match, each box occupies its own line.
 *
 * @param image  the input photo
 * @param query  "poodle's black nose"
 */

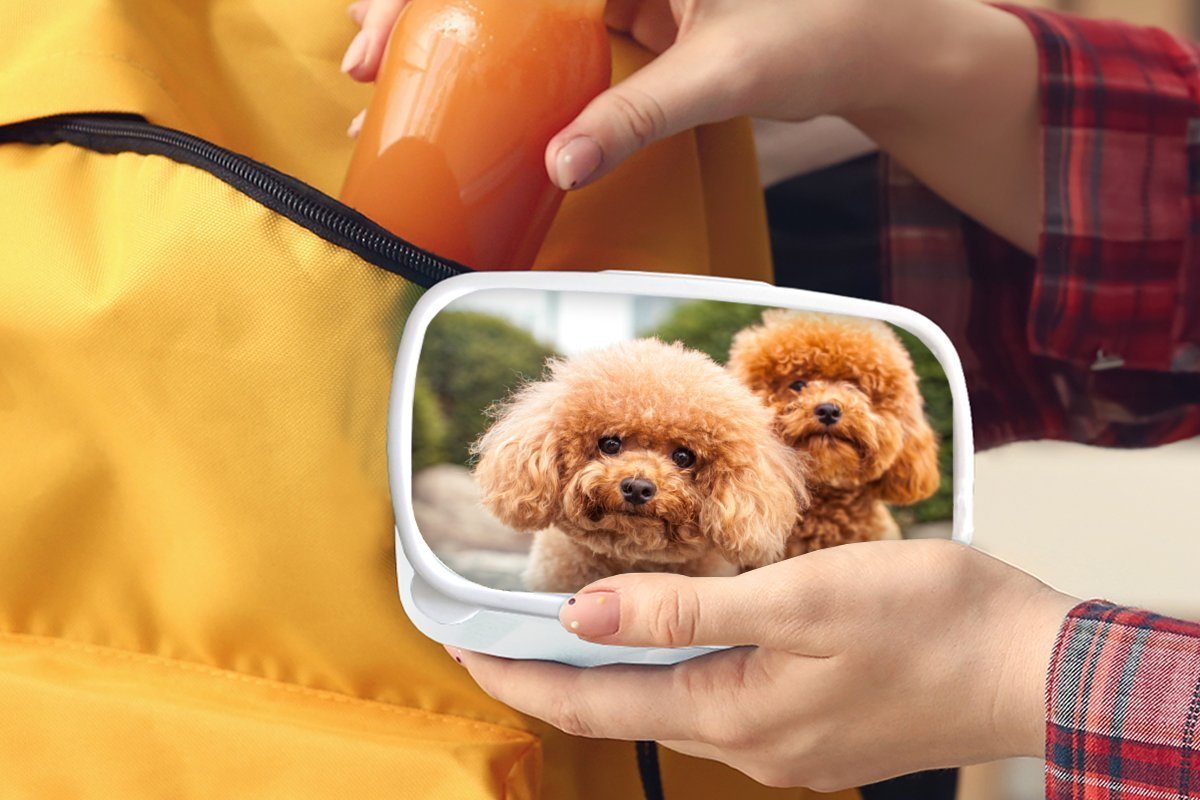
xmin=814 ymin=403 xmax=842 ymax=426
xmin=620 ymin=477 xmax=657 ymax=505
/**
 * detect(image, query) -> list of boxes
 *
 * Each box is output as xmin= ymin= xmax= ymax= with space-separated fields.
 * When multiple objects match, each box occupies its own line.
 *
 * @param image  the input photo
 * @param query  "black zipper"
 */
xmin=0 ymin=113 xmax=468 ymax=288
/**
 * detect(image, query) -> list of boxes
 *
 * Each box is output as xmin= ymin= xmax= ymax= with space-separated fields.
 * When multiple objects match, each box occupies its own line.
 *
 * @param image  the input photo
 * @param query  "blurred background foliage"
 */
xmin=647 ymin=299 xmax=766 ymax=363
xmin=414 ymin=302 xmax=953 ymax=523
xmin=410 ymin=376 xmax=448 ymax=471
xmin=416 ymin=310 xmax=557 ymax=464
xmin=892 ymin=329 xmax=953 ymax=523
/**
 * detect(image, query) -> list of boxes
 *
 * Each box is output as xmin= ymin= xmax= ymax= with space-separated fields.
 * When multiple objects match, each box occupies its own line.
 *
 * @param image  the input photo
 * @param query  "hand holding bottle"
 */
xmin=343 ymin=0 xmax=1041 ymax=252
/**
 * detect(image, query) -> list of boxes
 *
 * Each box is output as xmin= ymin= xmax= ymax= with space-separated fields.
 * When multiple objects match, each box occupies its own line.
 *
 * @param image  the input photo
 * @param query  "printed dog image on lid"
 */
xmin=411 ymin=290 xmax=953 ymax=593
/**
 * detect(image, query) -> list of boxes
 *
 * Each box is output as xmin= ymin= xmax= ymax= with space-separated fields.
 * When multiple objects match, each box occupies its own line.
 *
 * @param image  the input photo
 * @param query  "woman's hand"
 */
xmin=341 ymin=0 xmax=887 ymax=176
xmin=341 ymin=0 xmax=1042 ymax=250
xmin=448 ymin=540 xmax=1076 ymax=791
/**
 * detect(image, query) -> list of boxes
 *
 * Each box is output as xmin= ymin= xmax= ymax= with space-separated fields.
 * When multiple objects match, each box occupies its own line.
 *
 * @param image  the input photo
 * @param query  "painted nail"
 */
xmin=340 ymin=31 xmax=369 ymax=74
xmin=567 ymin=597 xmax=576 ymax=605
xmin=554 ymin=137 xmax=603 ymax=190
xmin=560 ymin=590 xmax=620 ymax=638
xmin=443 ymin=644 xmax=464 ymax=664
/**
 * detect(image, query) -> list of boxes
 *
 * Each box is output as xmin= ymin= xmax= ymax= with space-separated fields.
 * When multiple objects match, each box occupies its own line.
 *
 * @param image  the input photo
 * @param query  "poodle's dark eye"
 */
xmin=598 ymin=436 xmax=622 ymax=456
xmin=671 ymin=447 xmax=696 ymax=469
xmin=789 ymin=379 xmax=808 ymax=392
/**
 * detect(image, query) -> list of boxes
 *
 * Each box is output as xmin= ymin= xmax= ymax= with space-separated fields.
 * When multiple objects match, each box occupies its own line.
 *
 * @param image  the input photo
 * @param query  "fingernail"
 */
xmin=560 ymin=590 xmax=619 ymax=638
xmin=443 ymin=644 xmax=464 ymax=665
xmin=347 ymin=1 xmax=367 ymax=24
xmin=554 ymin=137 xmax=603 ymax=190
xmin=341 ymin=31 xmax=369 ymax=74
xmin=347 ymin=110 xmax=365 ymax=138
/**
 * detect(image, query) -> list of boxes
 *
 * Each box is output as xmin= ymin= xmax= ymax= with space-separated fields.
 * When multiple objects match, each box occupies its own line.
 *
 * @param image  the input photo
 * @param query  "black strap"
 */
xmin=634 ymin=738 xmax=957 ymax=799
xmin=635 ymin=740 xmax=664 ymax=800
xmin=860 ymin=769 xmax=959 ymax=799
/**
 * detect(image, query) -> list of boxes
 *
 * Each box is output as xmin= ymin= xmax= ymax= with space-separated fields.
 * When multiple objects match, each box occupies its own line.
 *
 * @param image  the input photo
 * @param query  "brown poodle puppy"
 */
xmin=728 ymin=311 xmax=940 ymax=556
xmin=473 ymin=339 xmax=808 ymax=593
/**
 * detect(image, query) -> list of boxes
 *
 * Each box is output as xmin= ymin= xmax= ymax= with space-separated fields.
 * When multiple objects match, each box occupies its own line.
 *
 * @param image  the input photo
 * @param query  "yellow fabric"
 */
xmin=0 ymin=2 xmax=857 ymax=799
xmin=0 ymin=630 xmax=538 ymax=798
xmin=0 ymin=1 xmax=772 ymax=279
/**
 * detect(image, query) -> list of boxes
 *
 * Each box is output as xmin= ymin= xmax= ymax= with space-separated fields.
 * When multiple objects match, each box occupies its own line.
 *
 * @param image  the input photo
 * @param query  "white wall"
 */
xmin=960 ymin=437 xmax=1199 ymax=800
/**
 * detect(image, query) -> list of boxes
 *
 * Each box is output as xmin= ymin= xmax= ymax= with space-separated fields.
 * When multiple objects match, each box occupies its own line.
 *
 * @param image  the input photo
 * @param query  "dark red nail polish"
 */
xmin=567 ymin=597 xmax=576 ymax=605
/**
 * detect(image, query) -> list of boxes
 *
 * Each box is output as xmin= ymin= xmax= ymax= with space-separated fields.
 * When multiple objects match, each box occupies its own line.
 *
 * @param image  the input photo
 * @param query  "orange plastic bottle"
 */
xmin=341 ymin=0 xmax=611 ymax=269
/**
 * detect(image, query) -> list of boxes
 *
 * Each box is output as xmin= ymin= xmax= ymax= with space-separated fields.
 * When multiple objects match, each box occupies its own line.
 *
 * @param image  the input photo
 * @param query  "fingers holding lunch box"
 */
xmin=446 ymin=541 xmax=1076 ymax=790
xmin=553 ymin=570 xmax=832 ymax=653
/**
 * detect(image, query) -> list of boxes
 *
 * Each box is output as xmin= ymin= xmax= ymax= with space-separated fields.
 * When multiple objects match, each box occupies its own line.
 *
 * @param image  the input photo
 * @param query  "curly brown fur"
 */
xmin=473 ymin=339 xmax=809 ymax=592
xmin=728 ymin=311 xmax=940 ymax=557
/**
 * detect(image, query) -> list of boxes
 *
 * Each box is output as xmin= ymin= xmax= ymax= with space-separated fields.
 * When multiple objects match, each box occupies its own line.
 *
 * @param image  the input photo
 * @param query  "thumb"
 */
xmin=546 ymin=34 xmax=741 ymax=191
xmin=558 ymin=571 xmax=790 ymax=649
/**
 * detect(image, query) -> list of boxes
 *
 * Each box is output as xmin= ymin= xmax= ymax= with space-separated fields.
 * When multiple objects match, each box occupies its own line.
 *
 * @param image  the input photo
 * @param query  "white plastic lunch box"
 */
xmin=388 ymin=270 xmax=974 ymax=667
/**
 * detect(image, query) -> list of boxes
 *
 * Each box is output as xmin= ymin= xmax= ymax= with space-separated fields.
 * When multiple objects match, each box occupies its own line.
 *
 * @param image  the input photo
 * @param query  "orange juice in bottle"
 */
xmin=340 ymin=0 xmax=611 ymax=269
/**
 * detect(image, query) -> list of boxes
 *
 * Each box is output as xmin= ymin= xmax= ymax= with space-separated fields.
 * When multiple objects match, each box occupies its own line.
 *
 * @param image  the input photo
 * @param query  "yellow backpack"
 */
xmin=0 ymin=1 xmax=859 ymax=798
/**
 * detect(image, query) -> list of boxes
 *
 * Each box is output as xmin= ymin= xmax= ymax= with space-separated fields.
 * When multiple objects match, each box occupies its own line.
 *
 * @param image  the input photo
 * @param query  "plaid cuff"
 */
xmin=997 ymin=6 xmax=1200 ymax=374
xmin=1046 ymin=600 xmax=1200 ymax=799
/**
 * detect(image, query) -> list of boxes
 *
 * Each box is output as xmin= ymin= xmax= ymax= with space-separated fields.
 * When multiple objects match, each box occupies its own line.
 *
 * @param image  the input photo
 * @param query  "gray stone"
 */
xmin=412 ymin=464 xmax=531 ymax=554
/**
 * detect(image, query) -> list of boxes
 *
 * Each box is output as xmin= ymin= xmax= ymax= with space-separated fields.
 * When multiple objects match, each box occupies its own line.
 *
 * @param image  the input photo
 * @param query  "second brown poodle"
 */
xmin=728 ymin=311 xmax=940 ymax=556
xmin=473 ymin=339 xmax=808 ymax=592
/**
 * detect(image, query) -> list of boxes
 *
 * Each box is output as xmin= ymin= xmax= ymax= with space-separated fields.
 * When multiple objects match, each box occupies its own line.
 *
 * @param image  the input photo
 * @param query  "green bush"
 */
xmin=647 ymin=300 xmax=767 ymax=364
xmin=411 ymin=376 xmax=448 ymax=471
xmin=417 ymin=311 xmax=557 ymax=464
xmin=892 ymin=328 xmax=954 ymax=524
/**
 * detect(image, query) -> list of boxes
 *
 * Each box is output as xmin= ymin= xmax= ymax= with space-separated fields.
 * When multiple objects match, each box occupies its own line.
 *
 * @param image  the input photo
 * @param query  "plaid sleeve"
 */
xmin=881 ymin=7 xmax=1200 ymax=451
xmin=1047 ymin=601 xmax=1200 ymax=799
xmin=998 ymin=5 xmax=1200 ymax=374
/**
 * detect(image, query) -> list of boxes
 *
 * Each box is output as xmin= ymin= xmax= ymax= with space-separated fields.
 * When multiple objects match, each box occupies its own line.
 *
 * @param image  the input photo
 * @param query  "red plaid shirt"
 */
xmin=883 ymin=5 xmax=1200 ymax=451
xmin=880 ymin=6 xmax=1200 ymax=798
xmin=1048 ymin=602 xmax=1200 ymax=799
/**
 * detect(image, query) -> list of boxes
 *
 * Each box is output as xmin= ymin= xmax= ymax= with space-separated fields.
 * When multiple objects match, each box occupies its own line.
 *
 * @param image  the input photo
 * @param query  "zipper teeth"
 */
xmin=54 ymin=117 xmax=463 ymax=285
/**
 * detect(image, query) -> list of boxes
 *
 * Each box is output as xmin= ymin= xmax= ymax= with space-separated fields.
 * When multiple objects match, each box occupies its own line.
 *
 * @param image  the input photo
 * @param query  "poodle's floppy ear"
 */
xmin=471 ymin=379 xmax=563 ymax=532
xmin=702 ymin=435 xmax=809 ymax=569
xmin=876 ymin=396 xmax=941 ymax=505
